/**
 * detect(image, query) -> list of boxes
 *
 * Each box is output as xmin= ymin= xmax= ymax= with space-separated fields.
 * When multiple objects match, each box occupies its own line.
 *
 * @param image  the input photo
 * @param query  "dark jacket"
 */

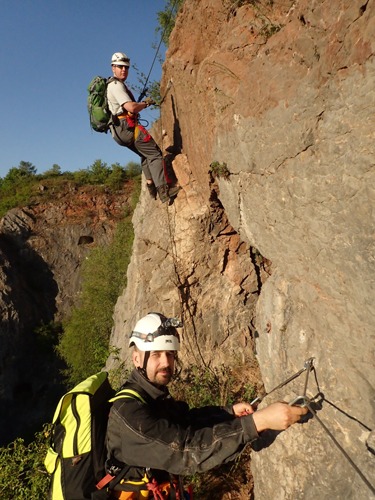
xmin=106 ymin=368 xmax=259 ymax=480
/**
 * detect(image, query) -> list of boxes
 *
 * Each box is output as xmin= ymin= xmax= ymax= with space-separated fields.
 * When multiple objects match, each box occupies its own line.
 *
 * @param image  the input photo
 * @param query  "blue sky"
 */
xmin=0 ymin=0 xmax=168 ymax=179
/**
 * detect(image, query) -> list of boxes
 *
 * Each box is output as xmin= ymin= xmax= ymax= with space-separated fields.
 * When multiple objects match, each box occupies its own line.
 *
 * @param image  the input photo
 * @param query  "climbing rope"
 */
xmin=163 ymin=200 xmax=208 ymax=369
xmin=148 ymin=2 xmax=199 ymax=360
xmin=138 ymin=0 xmax=181 ymax=102
xmin=252 ymin=358 xmax=375 ymax=495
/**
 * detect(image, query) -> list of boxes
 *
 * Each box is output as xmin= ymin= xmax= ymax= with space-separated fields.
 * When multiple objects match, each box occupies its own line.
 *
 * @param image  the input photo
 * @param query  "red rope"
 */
xmin=146 ymin=478 xmax=166 ymax=500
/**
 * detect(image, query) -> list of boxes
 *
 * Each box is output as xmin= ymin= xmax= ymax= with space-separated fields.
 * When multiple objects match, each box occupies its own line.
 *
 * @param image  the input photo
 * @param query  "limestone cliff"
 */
xmin=109 ymin=0 xmax=375 ymax=498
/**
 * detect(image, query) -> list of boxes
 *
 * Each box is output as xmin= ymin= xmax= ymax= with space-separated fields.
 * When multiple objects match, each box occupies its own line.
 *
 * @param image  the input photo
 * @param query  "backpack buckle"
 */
xmin=107 ymin=463 xmax=123 ymax=476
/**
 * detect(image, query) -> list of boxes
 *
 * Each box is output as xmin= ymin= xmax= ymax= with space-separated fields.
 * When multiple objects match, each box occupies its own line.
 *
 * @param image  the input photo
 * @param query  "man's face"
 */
xmin=112 ymin=64 xmax=129 ymax=81
xmin=133 ymin=349 xmax=176 ymax=386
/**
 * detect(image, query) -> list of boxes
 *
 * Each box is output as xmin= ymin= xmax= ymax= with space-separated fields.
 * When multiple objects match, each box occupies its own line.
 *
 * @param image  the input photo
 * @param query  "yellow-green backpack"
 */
xmin=44 ymin=372 xmax=145 ymax=500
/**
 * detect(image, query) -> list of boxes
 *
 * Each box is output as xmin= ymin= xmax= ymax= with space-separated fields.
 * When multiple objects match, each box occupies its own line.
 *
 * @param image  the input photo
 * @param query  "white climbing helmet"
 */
xmin=111 ymin=52 xmax=130 ymax=67
xmin=129 ymin=313 xmax=182 ymax=351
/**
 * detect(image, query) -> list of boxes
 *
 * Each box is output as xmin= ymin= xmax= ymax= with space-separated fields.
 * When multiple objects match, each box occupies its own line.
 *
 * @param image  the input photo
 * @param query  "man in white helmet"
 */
xmin=107 ymin=52 xmax=180 ymax=204
xmin=105 ymin=312 xmax=307 ymax=498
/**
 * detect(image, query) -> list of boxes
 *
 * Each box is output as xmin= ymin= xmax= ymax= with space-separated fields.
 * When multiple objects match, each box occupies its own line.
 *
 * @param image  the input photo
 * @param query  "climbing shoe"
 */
xmin=146 ymin=182 xmax=157 ymax=200
xmin=157 ymin=184 xmax=169 ymax=203
xmin=168 ymin=185 xmax=180 ymax=199
xmin=157 ymin=184 xmax=181 ymax=203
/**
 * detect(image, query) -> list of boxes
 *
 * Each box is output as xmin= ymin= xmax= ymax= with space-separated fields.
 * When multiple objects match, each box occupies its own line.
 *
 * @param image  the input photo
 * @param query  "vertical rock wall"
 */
xmin=109 ymin=166 xmax=264 ymax=371
xmin=110 ymin=0 xmax=374 ymax=498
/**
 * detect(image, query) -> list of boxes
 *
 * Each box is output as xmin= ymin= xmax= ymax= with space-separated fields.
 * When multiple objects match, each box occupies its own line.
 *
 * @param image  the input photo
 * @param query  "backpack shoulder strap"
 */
xmin=51 ymin=371 xmax=110 ymax=424
xmin=110 ymin=388 xmax=147 ymax=404
xmin=106 ymin=76 xmax=119 ymax=85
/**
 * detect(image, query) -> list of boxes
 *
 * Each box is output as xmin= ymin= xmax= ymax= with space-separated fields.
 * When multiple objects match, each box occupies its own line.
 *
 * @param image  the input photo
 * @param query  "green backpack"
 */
xmin=87 ymin=76 xmax=115 ymax=133
xmin=44 ymin=371 xmax=146 ymax=500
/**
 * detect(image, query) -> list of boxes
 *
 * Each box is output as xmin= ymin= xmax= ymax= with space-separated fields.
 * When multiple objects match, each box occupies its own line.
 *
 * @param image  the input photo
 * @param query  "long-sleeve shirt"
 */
xmin=106 ymin=368 xmax=259 ymax=480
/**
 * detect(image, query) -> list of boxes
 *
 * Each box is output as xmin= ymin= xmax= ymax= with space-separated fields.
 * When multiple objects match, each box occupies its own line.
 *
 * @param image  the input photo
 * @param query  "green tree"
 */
xmin=3 ymin=161 xmax=36 ymax=185
xmin=88 ymin=159 xmax=110 ymax=184
xmin=0 ymin=162 xmax=37 ymax=214
xmin=72 ymin=169 xmax=91 ymax=185
xmin=147 ymin=79 xmax=161 ymax=107
xmin=106 ymin=163 xmax=126 ymax=190
xmin=3 ymin=167 xmax=23 ymax=184
xmin=126 ymin=161 xmax=142 ymax=178
xmin=43 ymin=164 xmax=62 ymax=177
xmin=57 ymin=214 xmax=136 ymax=384
xmin=18 ymin=160 xmax=37 ymax=176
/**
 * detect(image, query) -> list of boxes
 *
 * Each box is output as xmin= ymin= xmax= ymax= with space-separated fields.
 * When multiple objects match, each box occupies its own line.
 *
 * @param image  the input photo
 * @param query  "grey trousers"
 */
xmin=110 ymin=120 xmax=166 ymax=188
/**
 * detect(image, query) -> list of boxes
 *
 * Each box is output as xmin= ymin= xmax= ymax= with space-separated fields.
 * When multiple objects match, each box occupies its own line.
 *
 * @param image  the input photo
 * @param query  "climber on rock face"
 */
xmin=105 ymin=312 xmax=308 ymax=499
xmin=106 ymin=52 xmax=180 ymax=204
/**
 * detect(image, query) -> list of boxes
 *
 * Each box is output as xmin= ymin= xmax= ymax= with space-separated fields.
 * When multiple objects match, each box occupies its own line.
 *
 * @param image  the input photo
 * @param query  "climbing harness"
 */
xmin=251 ymin=357 xmax=375 ymax=495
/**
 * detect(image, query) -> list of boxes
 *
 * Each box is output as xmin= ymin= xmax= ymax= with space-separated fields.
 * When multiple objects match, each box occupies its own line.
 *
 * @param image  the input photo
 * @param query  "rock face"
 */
xmin=109 ymin=0 xmax=374 ymax=498
xmin=0 ymin=186 xmax=132 ymax=444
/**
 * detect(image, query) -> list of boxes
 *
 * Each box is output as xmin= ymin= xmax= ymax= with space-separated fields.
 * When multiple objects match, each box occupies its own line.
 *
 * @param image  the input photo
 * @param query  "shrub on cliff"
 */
xmin=0 ymin=427 xmax=50 ymax=499
xmin=57 ymin=212 xmax=137 ymax=385
xmin=156 ymin=0 xmax=184 ymax=45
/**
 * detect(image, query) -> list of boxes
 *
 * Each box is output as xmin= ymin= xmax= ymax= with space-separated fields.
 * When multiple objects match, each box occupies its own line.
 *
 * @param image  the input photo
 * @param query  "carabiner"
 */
xmin=289 ymin=357 xmax=315 ymax=407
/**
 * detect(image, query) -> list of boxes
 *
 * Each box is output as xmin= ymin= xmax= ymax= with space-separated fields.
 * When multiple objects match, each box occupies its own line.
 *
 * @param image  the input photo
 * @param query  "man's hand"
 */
xmin=233 ymin=402 xmax=254 ymax=417
xmin=143 ymin=97 xmax=156 ymax=107
xmin=252 ymin=401 xmax=308 ymax=432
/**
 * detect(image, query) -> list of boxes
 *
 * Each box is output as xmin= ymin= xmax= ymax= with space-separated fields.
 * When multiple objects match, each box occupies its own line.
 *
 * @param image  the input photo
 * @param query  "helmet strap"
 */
xmin=140 ymin=350 xmax=151 ymax=378
xmin=173 ymin=354 xmax=181 ymax=378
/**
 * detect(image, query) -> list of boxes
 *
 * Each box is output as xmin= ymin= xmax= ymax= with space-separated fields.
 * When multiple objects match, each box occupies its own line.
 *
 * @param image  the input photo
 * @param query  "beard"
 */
xmin=153 ymin=367 xmax=173 ymax=386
